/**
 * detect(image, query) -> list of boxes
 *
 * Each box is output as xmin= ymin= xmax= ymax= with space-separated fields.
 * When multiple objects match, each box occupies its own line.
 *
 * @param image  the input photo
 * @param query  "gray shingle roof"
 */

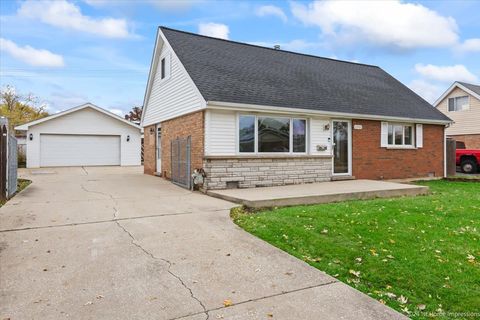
xmin=458 ymin=81 xmax=480 ymax=96
xmin=161 ymin=27 xmax=451 ymax=122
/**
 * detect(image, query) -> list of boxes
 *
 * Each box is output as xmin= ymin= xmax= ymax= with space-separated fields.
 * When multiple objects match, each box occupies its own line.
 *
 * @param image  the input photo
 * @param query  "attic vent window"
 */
xmin=273 ymin=45 xmax=280 ymax=50
xmin=161 ymin=58 xmax=166 ymax=79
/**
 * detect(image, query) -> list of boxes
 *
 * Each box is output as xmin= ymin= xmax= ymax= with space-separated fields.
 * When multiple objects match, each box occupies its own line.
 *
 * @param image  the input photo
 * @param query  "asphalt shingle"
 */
xmin=161 ymin=27 xmax=451 ymax=122
xmin=458 ymin=82 xmax=480 ymax=96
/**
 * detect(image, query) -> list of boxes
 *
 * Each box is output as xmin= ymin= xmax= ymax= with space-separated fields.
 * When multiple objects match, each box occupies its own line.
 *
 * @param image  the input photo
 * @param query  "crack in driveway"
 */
xmin=115 ymin=220 xmax=209 ymax=320
xmin=81 ymin=182 xmax=209 ymax=320
xmin=170 ymin=280 xmax=338 ymax=320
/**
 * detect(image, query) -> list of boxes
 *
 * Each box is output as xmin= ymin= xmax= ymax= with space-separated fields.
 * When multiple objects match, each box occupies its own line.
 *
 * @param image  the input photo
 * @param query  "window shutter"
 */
xmin=380 ymin=122 xmax=388 ymax=147
xmin=448 ymin=98 xmax=454 ymax=111
xmin=416 ymin=124 xmax=423 ymax=148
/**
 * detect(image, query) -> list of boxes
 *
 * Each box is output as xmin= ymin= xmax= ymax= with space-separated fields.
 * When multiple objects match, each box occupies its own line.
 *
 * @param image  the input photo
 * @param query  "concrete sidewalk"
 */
xmin=0 ymin=167 xmax=406 ymax=319
xmin=208 ymin=179 xmax=429 ymax=208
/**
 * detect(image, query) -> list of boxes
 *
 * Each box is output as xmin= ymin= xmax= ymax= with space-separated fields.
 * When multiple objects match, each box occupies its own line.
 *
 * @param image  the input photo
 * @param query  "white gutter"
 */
xmin=207 ymin=101 xmax=452 ymax=125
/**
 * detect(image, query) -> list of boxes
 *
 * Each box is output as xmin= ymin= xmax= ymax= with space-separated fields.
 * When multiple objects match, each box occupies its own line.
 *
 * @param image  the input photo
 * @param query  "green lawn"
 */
xmin=233 ymin=180 xmax=480 ymax=319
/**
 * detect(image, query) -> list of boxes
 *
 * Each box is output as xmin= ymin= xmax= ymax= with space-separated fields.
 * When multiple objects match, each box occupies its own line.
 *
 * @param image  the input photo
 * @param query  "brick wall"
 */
xmin=352 ymin=119 xmax=444 ymax=179
xmin=144 ymin=124 xmax=156 ymax=175
xmin=203 ymin=157 xmax=332 ymax=190
xmin=448 ymin=134 xmax=480 ymax=149
xmin=161 ymin=111 xmax=204 ymax=179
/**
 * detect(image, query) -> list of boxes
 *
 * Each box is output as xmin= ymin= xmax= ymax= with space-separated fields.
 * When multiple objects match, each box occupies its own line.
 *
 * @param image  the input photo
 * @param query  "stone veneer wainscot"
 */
xmin=203 ymin=156 xmax=333 ymax=190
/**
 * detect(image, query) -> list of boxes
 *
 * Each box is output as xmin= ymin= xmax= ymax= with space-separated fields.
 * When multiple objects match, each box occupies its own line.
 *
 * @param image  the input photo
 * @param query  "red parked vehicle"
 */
xmin=456 ymin=141 xmax=480 ymax=173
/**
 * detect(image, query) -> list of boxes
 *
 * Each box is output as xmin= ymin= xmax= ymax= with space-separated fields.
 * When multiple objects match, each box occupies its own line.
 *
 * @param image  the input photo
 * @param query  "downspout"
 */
xmin=443 ymin=124 xmax=448 ymax=178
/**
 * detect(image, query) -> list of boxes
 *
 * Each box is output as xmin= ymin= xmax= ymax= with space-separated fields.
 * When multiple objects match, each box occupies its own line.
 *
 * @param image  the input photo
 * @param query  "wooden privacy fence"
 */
xmin=446 ymin=138 xmax=456 ymax=176
xmin=0 ymin=118 xmax=18 ymax=201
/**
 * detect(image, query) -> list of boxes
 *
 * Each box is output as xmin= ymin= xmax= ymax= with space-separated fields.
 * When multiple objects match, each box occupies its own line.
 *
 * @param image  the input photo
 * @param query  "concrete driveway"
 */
xmin=0 ymin=167 xmax=405 ymax=320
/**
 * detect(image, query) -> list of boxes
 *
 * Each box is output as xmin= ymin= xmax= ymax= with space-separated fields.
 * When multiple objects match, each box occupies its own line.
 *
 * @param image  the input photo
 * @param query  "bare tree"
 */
xmin=124 ymin=106 xmax=142 ymax=124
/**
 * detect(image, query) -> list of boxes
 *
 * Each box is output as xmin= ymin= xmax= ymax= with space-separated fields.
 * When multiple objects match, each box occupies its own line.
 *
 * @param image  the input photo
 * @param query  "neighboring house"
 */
xmin=434 ymin=81 xmax=480 ymax=149
xmin=16 ymin=103 xmax=141 ymax=168
xmin=141 ymin=27 xmax=451 ymax=190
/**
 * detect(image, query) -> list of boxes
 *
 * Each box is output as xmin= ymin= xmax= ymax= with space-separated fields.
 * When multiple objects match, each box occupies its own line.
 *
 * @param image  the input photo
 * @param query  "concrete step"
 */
xmin=207 ymin=179 xmax=429 ymax=208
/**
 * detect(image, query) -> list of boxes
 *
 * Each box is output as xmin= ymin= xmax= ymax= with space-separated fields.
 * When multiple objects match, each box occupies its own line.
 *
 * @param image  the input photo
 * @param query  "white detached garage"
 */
xmin=16 ymin=103 xmax=141 ymax=168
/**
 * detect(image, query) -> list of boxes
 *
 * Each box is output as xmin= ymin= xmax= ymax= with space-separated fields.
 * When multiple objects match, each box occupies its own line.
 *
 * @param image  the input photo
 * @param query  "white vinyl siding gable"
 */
xmin=437 ymin=87 xmax=480 ymax=135
xmin=143 ymin=41 xmax=205 ymax=127
xmin=204 ymin=110 xmax=236 ymax=155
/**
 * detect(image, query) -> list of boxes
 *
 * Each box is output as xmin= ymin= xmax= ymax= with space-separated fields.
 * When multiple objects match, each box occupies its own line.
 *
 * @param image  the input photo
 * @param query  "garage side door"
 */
xmin=40 ymin=134 xmax=121 ymax=167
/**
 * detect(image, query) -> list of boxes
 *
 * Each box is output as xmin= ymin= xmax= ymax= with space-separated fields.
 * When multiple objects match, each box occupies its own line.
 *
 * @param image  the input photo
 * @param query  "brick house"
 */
xmin=434 ymin=81 xmax=480 ymax=149
xmin=141 ymin=27 xmax=452 ymax=190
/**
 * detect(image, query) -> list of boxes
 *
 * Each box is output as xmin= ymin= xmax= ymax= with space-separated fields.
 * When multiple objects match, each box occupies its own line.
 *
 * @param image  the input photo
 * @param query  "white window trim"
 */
xmin=236 ymin=113 xmax=308 ymax=155
xmin=387 ymin=122 xmax=416 ymax=148
xmin=448 ymin=95 xmax=470 ymax=112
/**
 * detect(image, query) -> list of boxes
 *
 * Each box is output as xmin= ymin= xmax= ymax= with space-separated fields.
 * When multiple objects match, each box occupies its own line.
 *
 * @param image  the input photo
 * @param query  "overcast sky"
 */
xmin=1 ymin=0 xmax=479 ymax=116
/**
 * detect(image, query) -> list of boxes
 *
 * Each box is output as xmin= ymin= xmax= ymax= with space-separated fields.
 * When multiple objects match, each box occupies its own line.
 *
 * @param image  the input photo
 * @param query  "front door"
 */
xmin=332 ymin=120 xmax=351 ymax=175
xmin=156 ymin=126 xmax=161 ymax=173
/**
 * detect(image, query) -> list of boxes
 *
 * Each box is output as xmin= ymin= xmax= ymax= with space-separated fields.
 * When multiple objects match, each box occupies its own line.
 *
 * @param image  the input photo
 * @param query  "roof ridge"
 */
xmin=159 ymin=26 xmax=380 ymax=69
xmin=457 ymin=81 xmax=480 ymax=87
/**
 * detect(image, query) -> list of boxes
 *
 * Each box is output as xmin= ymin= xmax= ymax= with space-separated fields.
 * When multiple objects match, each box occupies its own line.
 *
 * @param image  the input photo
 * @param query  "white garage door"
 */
xmin=40 ymin=134 xmax=121 ymax=167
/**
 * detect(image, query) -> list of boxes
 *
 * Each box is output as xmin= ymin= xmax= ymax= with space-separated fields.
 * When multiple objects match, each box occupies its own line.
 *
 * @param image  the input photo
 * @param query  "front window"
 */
xmin=238 ymin=115 xmax=307 ymax=153
xmin=258 ymin=117 xmax=290 ymax=152
xmin=387 ymin=123 xmax=414 ymax=147
xmin=293 ymin=119 xmax=306 ymax=152
xmin=448 ymin=96 xmax=469 ymax=111
xmin=239 ymin=115 xmax=255 ymax=152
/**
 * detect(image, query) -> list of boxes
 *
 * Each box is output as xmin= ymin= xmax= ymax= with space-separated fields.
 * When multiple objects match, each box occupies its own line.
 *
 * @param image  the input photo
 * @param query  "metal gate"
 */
xmin=1 ymin=118 xmax=18 ymax=201
xmin=171 ymin=136 xmax=191 ymax=189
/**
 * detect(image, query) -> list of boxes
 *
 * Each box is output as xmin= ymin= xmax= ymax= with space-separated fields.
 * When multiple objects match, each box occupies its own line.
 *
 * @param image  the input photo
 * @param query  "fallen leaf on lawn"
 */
xmin=385 ymin=292 xmax=396 ymax=299
xmin=401 ymin=306 xmax=410 ymax=314
xmin=369 ymin=249 xmax=378 ymax=256
xmin=321 ymin=229 xmax=328 ymax=234
xmin=389 ymin=239 xmax=395 ymax=244
xmin=349 ymin=270 xmax=361 ymax=277
xmin=417 ymin=304 xmax=426 ymax=311
xmin=386 ymin=285 xmax=392 ymax=289
xmin=467 ymin=254 xmax=475 ymax=263
xmin=223 ymin=299 xmax=233 ymax=307
xmin=387 ymin=255 xmax=394 ymax=259
xmin=355 ymin=257 xmax=362 ymax=263
xmin=379 ymin=299 xmax=386 ymax=304
xmin=397 ymin=295 xmax=408 ymax=304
